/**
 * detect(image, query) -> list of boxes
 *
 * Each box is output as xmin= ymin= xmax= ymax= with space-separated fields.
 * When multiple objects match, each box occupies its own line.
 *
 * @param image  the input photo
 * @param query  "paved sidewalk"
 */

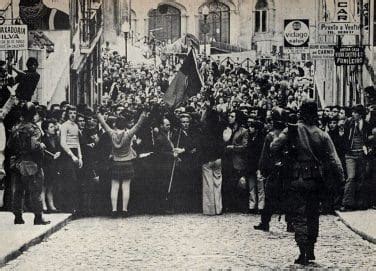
xmin=336 ymin=209 xmax=376 ymax=244
xmin=0 ymin=212 xmax=72 ymax=267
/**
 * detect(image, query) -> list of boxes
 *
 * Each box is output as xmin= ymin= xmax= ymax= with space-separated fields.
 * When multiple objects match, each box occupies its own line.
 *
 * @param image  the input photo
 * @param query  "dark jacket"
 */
xmin=247 ymin=131 xmax=264 ymax=173
xmin=343 ymin=118 xmax=372 ymax=153
xmin=328 ymin=128 xmax=346 ymax=160
xmin=270 ymin=122 xmax=344 ymax=190
xmin=199 ymin=109 xmax=225 ymax=164
xmin=228 ymin=126 xmax=249 ymax=171
xmin=153 ymin=130 xmax=174 ymax=173
xmin=41 ymin=134 xmax=62 ymax=176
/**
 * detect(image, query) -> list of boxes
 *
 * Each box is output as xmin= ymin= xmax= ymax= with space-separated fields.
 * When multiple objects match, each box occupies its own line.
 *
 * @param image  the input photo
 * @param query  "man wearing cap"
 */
xmin=341 ymin=104 xmax=372 ymax=211
xmin=269 ymin=100 xmax=344 ymax=265
xmin=8 ymin=102 xmax=50 ymax=225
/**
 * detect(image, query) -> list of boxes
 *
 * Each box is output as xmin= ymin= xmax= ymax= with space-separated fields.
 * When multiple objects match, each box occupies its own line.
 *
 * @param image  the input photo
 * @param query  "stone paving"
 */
xmin=3 ymin=214 xmax=376 ymax=270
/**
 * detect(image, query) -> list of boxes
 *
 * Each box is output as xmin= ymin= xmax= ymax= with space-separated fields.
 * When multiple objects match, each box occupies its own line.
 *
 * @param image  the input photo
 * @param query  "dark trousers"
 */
xmin=60 ymin=149 xmax=79 ymax=212
xmin=222 ymin=165 xmax=248 ymax=213
xmin=13 ymin=169 xmax=43 ymax=215
xmin=289 ymin=187 xmax=320 ymax=246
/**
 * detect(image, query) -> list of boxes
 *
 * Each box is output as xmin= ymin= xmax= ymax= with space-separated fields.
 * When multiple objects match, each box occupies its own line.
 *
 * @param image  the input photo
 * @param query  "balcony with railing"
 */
xmin=210 ymin=41 xmax=248 ymax=53
xmin=80 ymin=2 xmax=103 ymax=52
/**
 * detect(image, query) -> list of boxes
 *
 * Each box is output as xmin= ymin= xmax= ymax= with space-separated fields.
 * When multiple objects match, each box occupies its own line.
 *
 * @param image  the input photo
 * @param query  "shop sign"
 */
xmin=284 ymin=19 xmax=310 ymax=48
xmin=309 ymin=44 xmax=334 ymax=59
xmin=334 ymin=46 xmax=364 ymax=65
xmin=0 ymin=25 xmax=28 ymax=50
xmin=318 ymin=22 xmax=360 ymax=35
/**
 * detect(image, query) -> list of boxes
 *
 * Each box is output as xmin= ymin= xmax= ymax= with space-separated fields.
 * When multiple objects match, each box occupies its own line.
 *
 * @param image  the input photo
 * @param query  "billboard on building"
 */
xmin=334 ymin=46 xmax=365 ymax=66
xmin=284 ymin=19 xmax=310 ymax=53
xmin=17 ymin=0 xmax=69 ymax=31
xmin=0 ymin=25 xmax=28 ymax=50
xmin=318 ymin=22 xmax=360 ymax=35
xmin=309 ymin=44 xmax=334 ymax=59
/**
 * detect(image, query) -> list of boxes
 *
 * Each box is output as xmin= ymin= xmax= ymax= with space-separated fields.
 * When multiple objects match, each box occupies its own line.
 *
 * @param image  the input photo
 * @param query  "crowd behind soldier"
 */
xmin=0 ymin=48 xmax=375 ymax=234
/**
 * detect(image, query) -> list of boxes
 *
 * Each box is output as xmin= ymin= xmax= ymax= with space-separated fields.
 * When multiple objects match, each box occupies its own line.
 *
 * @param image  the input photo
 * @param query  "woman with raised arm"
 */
xmin=97 ymin=110 xmax=148 ymax=217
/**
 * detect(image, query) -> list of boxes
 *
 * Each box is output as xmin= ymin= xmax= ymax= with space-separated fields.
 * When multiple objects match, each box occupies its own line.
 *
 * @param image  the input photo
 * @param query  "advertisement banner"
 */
xmin=0 ymin=25 xmax=28 ymax=50
xmin=18 ymin=0 xmax=69 ymax=31
xmin=309 ymin=44 xmax=334 ymax=59
xmin=284 ymin=19 xmax=310 ymax=48
xmin=318 ymin=22 xmax=360 ymax=35
xmin=334 ymin=0 xmax=351 ymax=22
xmin=334 ymin=46 xmax=364 ymax=65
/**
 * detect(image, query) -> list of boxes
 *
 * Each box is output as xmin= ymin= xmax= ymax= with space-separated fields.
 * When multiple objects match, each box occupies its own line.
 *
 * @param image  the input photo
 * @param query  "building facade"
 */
xmin=0 ymin=0 xmax=71 ymax=106
xmin=100 ymin=0 xmax=375 ymax=107
xmin=70 ymin=0 xmax=103 ymax=107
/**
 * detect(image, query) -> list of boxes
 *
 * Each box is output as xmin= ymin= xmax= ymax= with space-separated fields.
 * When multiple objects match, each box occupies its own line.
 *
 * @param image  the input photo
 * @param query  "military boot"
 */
xmin=34 ymin=214 xmax=50 ymax=225
xmin=306 ymin=243 xmax=315 ymax=261
xmin=14 ymin=213 xmax=25 ymax=224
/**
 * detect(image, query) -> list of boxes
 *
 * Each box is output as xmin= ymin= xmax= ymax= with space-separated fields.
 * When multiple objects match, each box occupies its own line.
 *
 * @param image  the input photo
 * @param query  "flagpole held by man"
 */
xmin=163 ymin=48 xmax=204 ymax=108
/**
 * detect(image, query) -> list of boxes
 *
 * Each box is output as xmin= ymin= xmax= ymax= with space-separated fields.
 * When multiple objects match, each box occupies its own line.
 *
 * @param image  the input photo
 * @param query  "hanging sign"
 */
xmin=309 ymin=44 xmax=335 ymax=59
xmin=284 ymin=19 xmax=310 ymax=54
xmin=284 ymin=19 xmax=310 ymax=48
xmin=334 ymin=0 xmax=351 ymax=22
xmin=0 ymin=25 xmax=28 ymax=51
xmin=318 ymin=22 xmax=360 ymax=35
xmin=334 ymin=46 xmax=364 ymax=66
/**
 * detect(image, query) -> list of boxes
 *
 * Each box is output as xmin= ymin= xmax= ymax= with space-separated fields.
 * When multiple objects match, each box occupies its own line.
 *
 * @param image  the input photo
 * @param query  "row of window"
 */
xmin=148 ymin=3 xmax=269 ymax=44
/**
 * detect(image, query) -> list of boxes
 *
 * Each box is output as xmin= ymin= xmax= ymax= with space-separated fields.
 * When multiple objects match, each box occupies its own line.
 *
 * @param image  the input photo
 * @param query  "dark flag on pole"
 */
xmin=163 ymin=48 xmax=204 ymax=108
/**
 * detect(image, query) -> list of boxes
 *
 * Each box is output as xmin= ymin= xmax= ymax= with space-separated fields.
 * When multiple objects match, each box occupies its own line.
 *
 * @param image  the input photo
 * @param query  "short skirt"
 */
xmin=110 ymin=160 xmax=135 ymax=180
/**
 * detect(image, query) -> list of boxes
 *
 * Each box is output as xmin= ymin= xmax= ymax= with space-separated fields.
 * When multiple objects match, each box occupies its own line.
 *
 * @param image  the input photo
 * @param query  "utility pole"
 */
xmin=359 ymin=0 xmax=364 ymax=104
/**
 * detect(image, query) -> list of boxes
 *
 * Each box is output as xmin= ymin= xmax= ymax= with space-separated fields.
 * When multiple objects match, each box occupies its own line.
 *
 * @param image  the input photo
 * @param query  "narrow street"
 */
xmin=3 ymin=214 xmax=376 ymax=270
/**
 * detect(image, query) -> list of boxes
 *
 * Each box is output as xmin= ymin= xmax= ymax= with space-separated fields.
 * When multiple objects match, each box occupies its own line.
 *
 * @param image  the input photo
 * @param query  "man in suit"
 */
xmin=172 ymin=113 xmax=200 ymax=212
xmin=223 ymin=110 xmax=249 ymax=212
xmin=153 ymin=117 xmax=176 ymax=213
xmin=341 ymin=105 xmax=372 ymax=211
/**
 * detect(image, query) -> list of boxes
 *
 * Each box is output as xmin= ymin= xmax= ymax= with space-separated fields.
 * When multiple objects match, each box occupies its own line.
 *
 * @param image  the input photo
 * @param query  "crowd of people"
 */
xmin=0 ymin=46 xmax=375 ymax=229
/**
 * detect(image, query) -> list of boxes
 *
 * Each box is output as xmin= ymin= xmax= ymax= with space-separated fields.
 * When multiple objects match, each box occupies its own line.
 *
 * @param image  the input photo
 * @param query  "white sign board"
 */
xmin=318 ymin=22 xmax=360 ymax=35
xmin=0 ymin=25 xmax=28 ymax=50
xmin=284 ymin=47 xmax=310 ymax=54
xmin=284 ymin=19 xmax=310 ymax=48
xmin=309 ymin=44 xmax=334 ymax=59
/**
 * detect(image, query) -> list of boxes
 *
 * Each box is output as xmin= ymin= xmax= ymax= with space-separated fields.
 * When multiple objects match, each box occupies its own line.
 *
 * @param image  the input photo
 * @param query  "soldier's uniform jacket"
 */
xmin=270 ymin=121 xmax=344 ymax=190
xmin=8 ymin=121 xmax=44 ymax=176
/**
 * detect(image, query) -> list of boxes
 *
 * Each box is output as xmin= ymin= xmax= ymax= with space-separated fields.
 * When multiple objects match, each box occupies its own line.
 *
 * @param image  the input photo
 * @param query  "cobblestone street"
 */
xmin=3 ymin=214 xmax=376 ymax=270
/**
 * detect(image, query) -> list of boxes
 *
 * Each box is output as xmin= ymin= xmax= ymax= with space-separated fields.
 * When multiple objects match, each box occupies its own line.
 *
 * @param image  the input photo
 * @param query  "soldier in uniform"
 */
xmin=270 ymin=100 xmax=344 ymax=265
xmin=254 ymin=107 xmax=292 ymax=232
xmin=8 ymin=102 xmax=50 ymax=225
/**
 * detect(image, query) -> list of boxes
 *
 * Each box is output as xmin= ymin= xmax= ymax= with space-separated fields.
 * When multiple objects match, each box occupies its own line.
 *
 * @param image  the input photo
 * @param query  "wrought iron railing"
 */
xmin=209 ymin=55 xmax=256 ymax=72
xmin=210 ymin=41 xmax=248 ymax=53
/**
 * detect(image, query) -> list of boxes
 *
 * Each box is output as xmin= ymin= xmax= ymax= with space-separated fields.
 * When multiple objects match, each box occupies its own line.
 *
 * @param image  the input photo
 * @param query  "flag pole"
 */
xmin=166 ymin=128 xmax=182 ymax=200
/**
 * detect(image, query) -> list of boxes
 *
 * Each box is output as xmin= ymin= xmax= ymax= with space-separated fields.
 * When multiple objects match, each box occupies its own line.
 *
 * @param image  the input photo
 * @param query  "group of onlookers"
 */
xmin=0 ymin=46 xmax=375 ymax=225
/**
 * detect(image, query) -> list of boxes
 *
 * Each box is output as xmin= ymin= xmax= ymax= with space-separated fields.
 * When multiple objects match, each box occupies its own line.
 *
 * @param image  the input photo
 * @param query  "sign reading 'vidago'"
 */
xmin=0 ymin=25 xmax=28 ymax=50
xmin=284 ymin=19 xmax=310 ymax=53
xmin=334 ymin=46 xmax=364 ymax=65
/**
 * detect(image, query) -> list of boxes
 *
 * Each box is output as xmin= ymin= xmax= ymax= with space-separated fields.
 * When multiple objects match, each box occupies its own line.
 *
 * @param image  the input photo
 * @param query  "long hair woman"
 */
xmin=97 ymin=110 xmax=148 ymax=217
